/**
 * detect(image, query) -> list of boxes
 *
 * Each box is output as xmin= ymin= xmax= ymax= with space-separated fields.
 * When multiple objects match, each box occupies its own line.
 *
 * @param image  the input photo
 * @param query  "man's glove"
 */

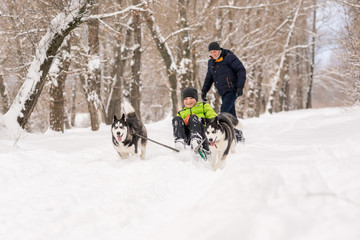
xmin=201 ymin=91 xmax=208 ymax=101
xmin=236 ymin=88 xmax=243 ymax=97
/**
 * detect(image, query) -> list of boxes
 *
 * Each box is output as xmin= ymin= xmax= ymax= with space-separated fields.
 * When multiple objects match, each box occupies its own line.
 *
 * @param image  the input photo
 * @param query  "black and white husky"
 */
xmin=204 ymin=113 xmax=243 ymax=170
xmin=111 ymin=102 xmax=147 ymax=159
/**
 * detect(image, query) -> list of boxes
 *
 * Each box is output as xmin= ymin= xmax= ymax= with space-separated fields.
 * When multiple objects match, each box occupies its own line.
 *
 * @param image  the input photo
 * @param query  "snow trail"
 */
xmin=1 ymin=107 xmax=360 ymax=240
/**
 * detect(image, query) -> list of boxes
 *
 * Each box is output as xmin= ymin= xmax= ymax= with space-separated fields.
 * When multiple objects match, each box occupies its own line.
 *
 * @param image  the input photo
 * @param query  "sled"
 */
xmin=193 ymin=138 xmax=210 ymax=161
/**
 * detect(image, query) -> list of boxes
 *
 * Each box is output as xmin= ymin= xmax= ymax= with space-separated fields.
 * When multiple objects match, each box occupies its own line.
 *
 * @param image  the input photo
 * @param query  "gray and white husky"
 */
xmin=111 ymin=102 xmax=147 ymax=159
xmin=204 ymin=112 xmax=243 ymax=170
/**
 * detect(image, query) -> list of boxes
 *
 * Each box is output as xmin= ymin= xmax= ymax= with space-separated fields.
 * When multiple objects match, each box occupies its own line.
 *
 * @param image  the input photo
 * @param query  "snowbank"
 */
xmin=1 ymin=107 xmax=360 ymax=240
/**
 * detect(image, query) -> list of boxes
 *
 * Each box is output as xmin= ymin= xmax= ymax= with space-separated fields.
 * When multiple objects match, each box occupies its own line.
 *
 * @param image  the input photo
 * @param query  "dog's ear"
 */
xmin=113 ymin=115 xmax=118 ymax=122
xmin=121 ymin=113 xmax=126 ymax=121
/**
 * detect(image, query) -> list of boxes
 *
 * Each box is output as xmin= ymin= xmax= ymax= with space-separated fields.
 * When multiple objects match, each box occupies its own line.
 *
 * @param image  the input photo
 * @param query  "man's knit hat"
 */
xmin=208 ymin=42 xmax=221 ymax=51
xmin=182 ymin=87 xmax=198 ymax=101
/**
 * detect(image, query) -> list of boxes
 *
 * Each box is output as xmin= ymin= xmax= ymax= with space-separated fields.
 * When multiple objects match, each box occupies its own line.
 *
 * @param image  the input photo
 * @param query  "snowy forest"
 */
xmin=0 ymin=0 xmax=359 ymax=133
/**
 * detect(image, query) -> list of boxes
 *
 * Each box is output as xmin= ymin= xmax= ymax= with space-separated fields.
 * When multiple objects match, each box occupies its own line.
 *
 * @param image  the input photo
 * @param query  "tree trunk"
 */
xmin=129 ymin=2 xmax=142 ymax=118
xmin=107 ymin=34 xmax=131 ymax=123
xmin=83 ymin=1 xmax=106 ymax=131
xmin=0 ymin=75 xmax=10 ymax=113
xmin=211 ymin=1 xmax=224 ymax=114
xmin=266 ymin=0 xmax=303 ymax=113
xmin=71 ymin=81 xmax=77 ymax=127
xmin=142 ymin=6 xmax=178 ymax=116
xmin=306 ymin=0 xmax=316 ymax=109
xmin=3 ymin=0 xmax=93 ymax=130
xmin=177 ymin=0 xmax=192 ymax=92
xmin=279 ymin=63 xmax=290 ymax=111
xmin=255 ymin=66 xmax=264 ymax=117
xmin=106 ymin=4 xmax=132 ymax=124
xmin=49 ymin=39 xmax=71 ymax=132
xmin=246 ymin=79 xmax=255 ymax=118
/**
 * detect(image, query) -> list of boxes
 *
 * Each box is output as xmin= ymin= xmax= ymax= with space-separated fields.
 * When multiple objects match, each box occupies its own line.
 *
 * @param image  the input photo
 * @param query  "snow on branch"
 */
xmin=266 ymin=0 xmax=304 ymax=113
xmin=337 ymin=1 xmax=360 ymax=8
xmin=84 ymin=3 xmax=145 ymax=21
xmin=2 ymin=0 xmax=92 ymax=132
xmin=163 ymin=27 xmax=193 ymax=43
xmin=98 ymin=18 xmax=132 ymax=35
xmin=142 ymin=7 xmax=177 ymax=72
xmin=219 ymin=1 xmax=288 ymax=10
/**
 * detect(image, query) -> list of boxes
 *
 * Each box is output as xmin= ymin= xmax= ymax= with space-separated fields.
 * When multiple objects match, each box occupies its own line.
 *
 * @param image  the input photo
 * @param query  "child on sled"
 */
xmin=172 ymin=87 xmax=217 ymax=151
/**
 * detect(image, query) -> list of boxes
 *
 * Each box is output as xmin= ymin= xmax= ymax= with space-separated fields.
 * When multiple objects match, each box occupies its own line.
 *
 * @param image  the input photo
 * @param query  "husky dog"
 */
xmin=204 ymin=112 xmax=243 ymax=170
xmin=111 ymin=102 xmax=147 ymax=159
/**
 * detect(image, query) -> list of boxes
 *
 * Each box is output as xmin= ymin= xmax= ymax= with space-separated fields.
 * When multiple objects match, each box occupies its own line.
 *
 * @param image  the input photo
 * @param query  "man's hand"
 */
xmin=201 ymin=91 xmax=208 ymax=101
xmin=236 ymin=88 xmax=243 ymax=97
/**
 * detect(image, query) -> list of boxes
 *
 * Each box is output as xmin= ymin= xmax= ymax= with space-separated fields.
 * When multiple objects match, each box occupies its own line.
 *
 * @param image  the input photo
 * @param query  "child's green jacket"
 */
xmin=176 ymin=102 xmax=217 ymax=120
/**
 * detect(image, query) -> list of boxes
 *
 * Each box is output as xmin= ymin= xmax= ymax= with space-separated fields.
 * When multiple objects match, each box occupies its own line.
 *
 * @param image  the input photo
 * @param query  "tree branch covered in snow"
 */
xmin=163 ymin=27 xmax=193 ymax=43
xmin=3 ymin=0 xmax=93 ymax=131
xmin=266 ymin=0 xmax=304 ymax=113
xmin=84 ymin=3 xmax=145 ymax=21
xmin=219 ymin=1 xmax=288 ymax=10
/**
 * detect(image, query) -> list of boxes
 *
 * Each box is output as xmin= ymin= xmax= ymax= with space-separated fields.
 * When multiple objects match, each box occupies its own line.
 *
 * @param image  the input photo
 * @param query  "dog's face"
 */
xmin=205 ymin=117 xmax=226 ymax=146
xmin=112 ymin=114 xmax=128 ymax=143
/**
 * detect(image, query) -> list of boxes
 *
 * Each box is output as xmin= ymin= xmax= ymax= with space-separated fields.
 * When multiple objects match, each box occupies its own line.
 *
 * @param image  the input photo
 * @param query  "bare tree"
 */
xmin=49 ymin=38 xmax=71 ymax=132
xmin=70 ymin=81 xmax=77 ymax=127
xmin=81 ymin=1 xmax=106 ymax=131
xmin=0 ymin=75 xmax=11 ymax=113
xmin=306 ymin=0 xmax=317 ymax=109
xmin=106 ymin=0 xmax=131 ymax=124
xmin=177 ymin=0 xmax=192 ymax=92
xmin=3 ymin=0 xmax=94 ymax=131
xmin=336 ymin=0 xmax=360 ymax=105
xmin=266 ymin=0 xmax=304 ymax=113
xmin=129 ymin=0 xmax=142 ymax=117
xmin=142 ymin=2 xmax=178 ymax=116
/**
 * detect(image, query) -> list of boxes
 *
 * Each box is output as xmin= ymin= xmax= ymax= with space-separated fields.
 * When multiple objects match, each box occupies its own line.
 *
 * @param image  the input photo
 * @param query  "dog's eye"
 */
xmin=120 ymin=126 xmax=124 ymax=129
xmin=212 ymin=130 xmax=216 ymax=134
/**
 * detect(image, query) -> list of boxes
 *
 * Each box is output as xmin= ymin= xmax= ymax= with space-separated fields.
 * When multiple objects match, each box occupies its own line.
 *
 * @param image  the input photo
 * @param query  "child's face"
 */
xmin=184 ymin=97 xmax=197 ymax=108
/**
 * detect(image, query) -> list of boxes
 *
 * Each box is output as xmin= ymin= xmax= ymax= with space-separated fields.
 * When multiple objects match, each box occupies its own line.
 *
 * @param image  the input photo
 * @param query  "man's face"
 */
xmin=209 ymin=50 xmax=221 ymax=59
xmin=184 ymin=97 xmax=197 ymax=108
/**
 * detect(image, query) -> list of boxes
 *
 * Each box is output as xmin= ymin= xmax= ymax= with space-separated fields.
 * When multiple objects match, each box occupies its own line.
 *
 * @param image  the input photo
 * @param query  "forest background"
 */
xmin=0 ymin=0 xmax=359 ymax=133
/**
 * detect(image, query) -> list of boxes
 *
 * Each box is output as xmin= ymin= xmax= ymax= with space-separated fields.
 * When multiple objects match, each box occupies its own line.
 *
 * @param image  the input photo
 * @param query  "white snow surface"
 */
xmin=1 ymin=107 xmax=360 ymax=240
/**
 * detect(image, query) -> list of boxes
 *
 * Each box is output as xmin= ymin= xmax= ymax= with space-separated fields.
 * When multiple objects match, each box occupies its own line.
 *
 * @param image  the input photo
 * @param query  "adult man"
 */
xmin=201 ymin=42 xmax=246 ymax=142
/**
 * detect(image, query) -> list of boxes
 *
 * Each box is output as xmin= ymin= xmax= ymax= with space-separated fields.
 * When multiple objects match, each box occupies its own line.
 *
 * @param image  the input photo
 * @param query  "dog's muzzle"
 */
xmin=117 ymin=132 xmax=123 ymax=142
xmin=208 ymin=137 xmax=217 ymax=147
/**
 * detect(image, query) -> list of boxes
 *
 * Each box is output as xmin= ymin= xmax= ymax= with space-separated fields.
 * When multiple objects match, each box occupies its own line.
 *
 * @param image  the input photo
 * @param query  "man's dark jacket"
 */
xmin=202 ymin=49 xmax=246 ymax=96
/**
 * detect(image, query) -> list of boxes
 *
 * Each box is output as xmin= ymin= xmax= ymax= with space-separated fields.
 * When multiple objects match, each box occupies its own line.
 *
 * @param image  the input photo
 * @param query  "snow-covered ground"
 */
xmin=1 ymin=107 xmax=360 ymax=240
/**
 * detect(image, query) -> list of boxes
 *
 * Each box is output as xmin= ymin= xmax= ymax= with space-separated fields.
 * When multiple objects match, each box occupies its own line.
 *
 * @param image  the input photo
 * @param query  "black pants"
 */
xmin=172 ymin=115 xmax=209 ymax=150
xmin=221 ymin=91 xmax=237 ymax=118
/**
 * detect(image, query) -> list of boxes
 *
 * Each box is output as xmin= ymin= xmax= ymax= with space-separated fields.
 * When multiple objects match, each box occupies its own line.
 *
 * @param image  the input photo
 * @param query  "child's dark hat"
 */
xmin=182 ymin=87 xmax=198 ymax=101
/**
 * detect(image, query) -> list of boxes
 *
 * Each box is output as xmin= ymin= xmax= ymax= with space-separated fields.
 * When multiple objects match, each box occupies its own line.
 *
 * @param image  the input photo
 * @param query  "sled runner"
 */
xmin=197 ymin=148 xmax=210 ymax=161
xmin=193 ymin=138 xmax=210 ymax=161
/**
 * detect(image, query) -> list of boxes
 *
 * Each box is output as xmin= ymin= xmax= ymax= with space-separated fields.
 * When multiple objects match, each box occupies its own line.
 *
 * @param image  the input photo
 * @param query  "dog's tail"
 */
xmin=124 ymin=101 xmax=135 ymax=116
xmin=123 ymin=100 xmax=147 ymax=140
xmin=219 ymin=112 xmax=243 ymax=131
